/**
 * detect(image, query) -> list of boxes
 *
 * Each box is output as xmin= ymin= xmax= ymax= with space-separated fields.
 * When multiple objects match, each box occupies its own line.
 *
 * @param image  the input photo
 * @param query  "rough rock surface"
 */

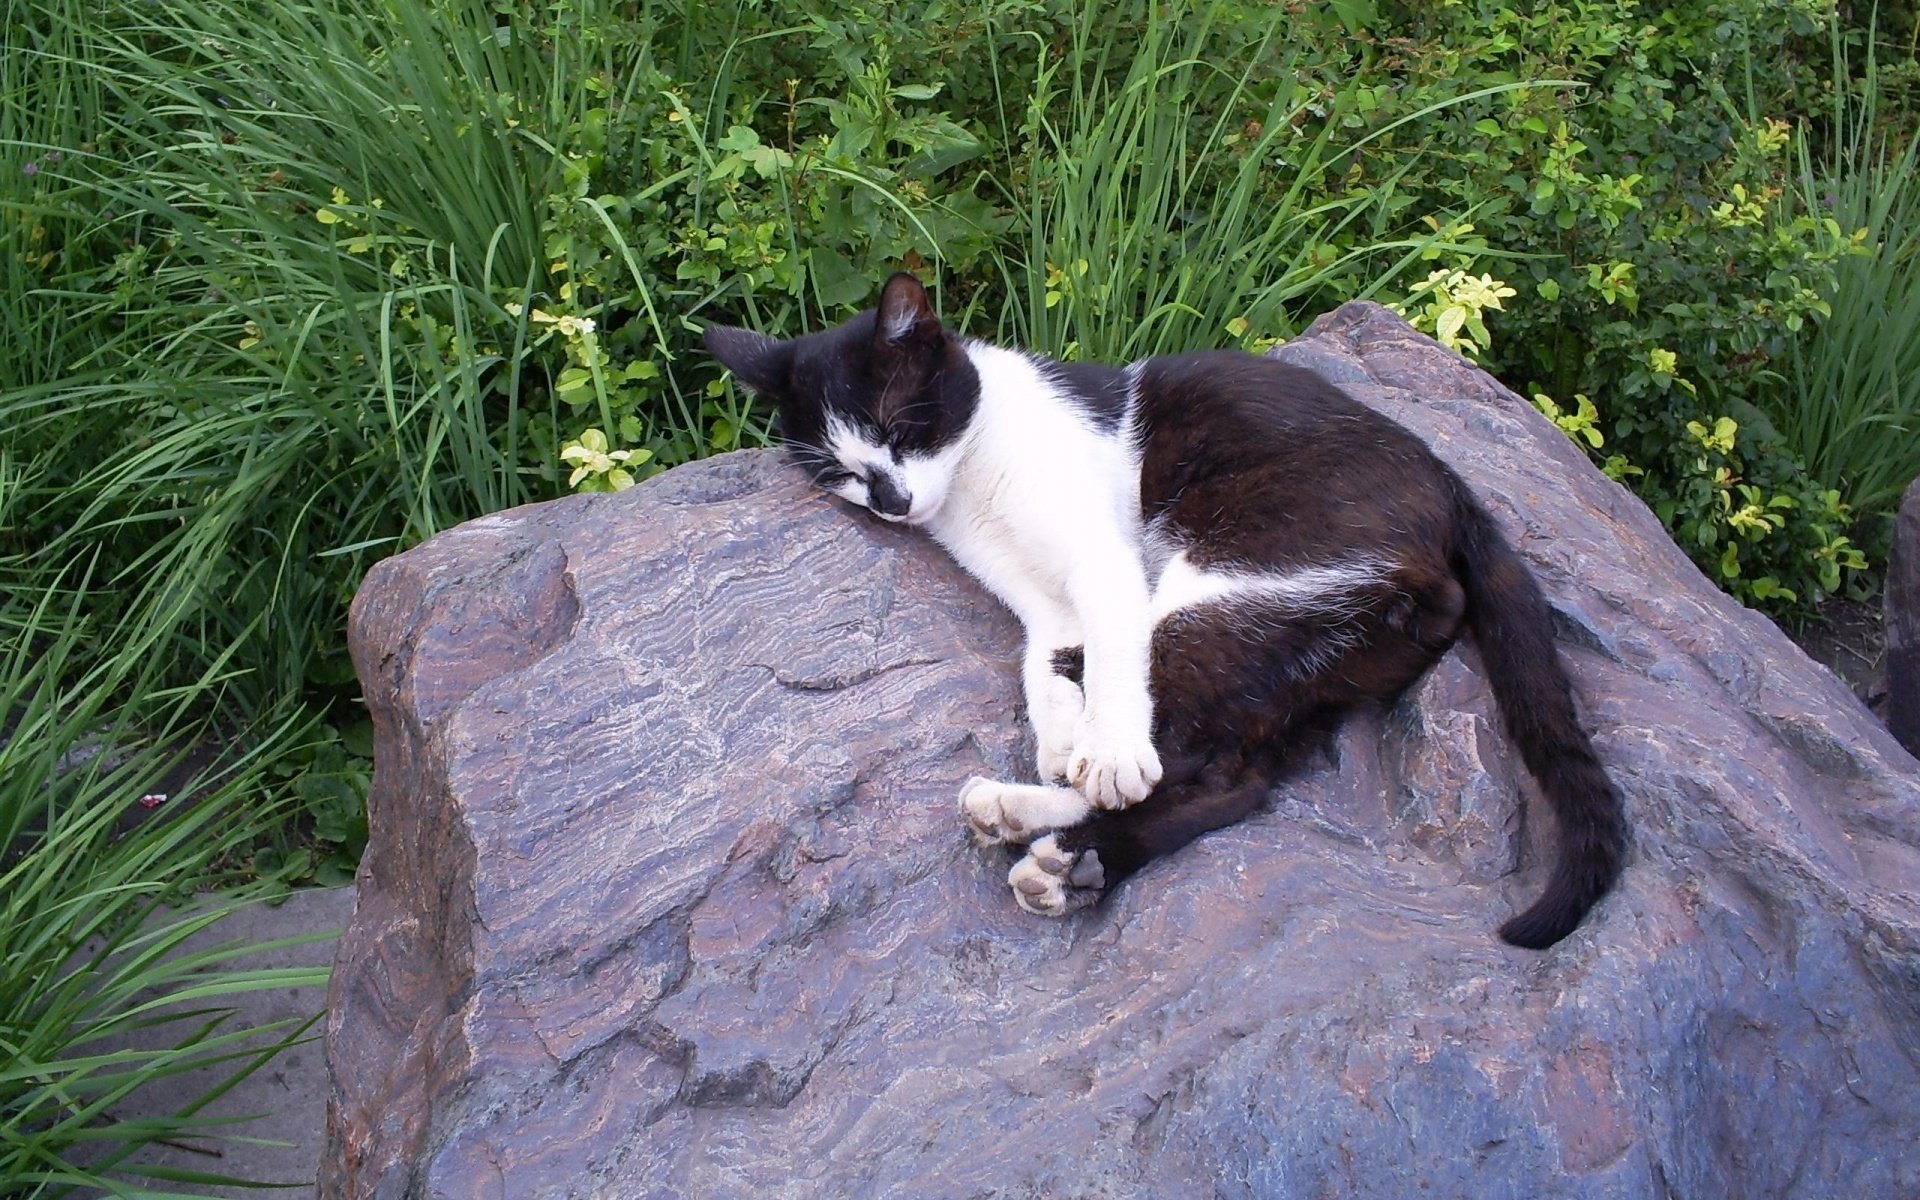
xmin=1888 ymin=476 xmax=1920 ymax=755
xmin=324 ymin=303 xmax=1920 ymax=1199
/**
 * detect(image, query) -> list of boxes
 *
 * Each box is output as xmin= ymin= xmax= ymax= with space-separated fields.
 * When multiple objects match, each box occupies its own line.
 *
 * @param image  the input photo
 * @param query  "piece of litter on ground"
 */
xmin=137 ymin=793 xmax=168 ymax=809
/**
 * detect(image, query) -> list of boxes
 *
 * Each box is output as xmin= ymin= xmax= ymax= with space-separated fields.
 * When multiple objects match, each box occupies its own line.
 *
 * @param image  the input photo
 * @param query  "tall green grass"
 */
xmin=2 ymin=0 xmax=610 ymax=719
xmin=1777 ymin=23 xmax=1920 ymax=527
xmin=0 ymin=459 xmax=329 ymax=1195
xmin=990 ymin=6 xmax=1338 ymax=358
xmin=1 ymin=0 xmax=743 ymax=726
xmin=974 ymin=1 xmax=1513 ymax=361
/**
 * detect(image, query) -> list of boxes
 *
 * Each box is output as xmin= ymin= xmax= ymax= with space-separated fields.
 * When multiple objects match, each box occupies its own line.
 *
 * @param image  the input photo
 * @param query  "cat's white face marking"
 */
xmin=822 ymin=414 xmax=962 ymax=526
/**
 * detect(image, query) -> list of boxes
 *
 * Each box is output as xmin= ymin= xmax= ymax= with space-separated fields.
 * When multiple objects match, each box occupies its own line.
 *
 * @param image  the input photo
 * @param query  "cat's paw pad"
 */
xmin=1067 ymin=725 xmax=1162 ymax=809
xmin=1008 ymin=835 xmax=1107 ymax=917
xmin=1031 ymin=675 xmax=1085 ymax=784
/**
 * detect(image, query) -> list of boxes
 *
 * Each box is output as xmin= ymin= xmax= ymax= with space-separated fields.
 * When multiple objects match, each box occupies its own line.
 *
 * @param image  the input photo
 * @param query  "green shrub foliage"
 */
xmin=1305 ymin=0 xmax=1878 ymax=606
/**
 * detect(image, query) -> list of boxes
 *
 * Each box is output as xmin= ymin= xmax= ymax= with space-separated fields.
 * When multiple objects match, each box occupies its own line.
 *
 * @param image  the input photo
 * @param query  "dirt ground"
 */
xmin=1781 ymin=594 xmax=1889 ymax=714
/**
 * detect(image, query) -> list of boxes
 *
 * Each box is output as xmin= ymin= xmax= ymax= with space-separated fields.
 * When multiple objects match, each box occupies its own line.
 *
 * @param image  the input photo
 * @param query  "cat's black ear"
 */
xmin=874 ymin=272 xmax=941 ymax=347
xmin=703 ymin=325 xmax=793 ymax=398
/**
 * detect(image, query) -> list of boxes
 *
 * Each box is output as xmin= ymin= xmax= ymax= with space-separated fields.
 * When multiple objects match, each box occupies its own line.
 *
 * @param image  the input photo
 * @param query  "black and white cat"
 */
xmin=705 ymin=273 xmax=1626 ymax=948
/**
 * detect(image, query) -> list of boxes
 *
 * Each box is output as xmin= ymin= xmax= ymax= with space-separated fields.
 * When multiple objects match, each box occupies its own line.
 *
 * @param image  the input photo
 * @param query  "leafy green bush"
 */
xmin=1290 ymin=0 xmax=1875 ymax=607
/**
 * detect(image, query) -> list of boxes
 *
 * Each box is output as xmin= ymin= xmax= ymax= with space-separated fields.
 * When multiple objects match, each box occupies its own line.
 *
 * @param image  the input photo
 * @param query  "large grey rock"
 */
xmin=323 ymin=303 xmax=1920 ymax=1199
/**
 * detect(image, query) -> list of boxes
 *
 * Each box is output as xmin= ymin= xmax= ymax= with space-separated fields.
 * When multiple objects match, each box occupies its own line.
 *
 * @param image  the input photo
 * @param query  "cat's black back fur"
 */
xmin=1061 ymin=352 xmax=1626 ymax=948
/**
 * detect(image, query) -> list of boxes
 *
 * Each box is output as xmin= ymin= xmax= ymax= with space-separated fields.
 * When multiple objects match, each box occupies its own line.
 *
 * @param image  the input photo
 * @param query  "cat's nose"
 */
xmin=868 ymin=472 xmax=912 ymax=518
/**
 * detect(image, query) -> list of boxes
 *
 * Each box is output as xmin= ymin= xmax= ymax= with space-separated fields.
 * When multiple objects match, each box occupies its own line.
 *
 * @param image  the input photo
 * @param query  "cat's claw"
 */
xmin=1067 ymin=725 xmax=1162 ymax=809
xmin=1009 ymin=835 xmax=1106 ymax=916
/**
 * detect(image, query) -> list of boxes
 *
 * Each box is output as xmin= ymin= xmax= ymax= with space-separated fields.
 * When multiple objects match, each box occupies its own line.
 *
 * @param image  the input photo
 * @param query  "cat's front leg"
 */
xmin=1064 ymin=556 xmax=1162 ymax=809
xmin=1023 ymin=638 xmax=1084 ymax=784
xmin=970 ymin=571 xmax=1082 ymax=785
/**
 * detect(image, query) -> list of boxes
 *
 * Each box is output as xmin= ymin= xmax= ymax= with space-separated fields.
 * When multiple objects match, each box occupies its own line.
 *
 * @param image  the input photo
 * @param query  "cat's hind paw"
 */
xmin=960 ymin=777 xmax=1093 ymax=847
xmin=1009 ymin=835 xmax=1107 ymax=916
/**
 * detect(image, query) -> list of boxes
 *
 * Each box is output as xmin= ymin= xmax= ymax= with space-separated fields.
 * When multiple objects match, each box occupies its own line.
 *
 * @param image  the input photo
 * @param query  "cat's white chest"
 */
xmin=921 ymin=345 xmax=1143 ymax=610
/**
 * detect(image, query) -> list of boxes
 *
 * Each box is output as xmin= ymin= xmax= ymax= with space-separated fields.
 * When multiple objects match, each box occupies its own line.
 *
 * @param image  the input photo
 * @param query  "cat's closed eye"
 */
xmin=819 ymin=467 xmax=858 ymax=488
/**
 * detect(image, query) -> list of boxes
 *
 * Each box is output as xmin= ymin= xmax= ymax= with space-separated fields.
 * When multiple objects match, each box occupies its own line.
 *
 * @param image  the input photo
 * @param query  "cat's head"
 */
xmin=703 ymin=272 xmax=977 ymax=525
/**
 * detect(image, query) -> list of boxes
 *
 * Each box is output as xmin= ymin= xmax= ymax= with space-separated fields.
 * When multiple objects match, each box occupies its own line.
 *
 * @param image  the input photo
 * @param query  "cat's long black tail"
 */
xmin=1449 ymin=482 xmax=1627 ymax=949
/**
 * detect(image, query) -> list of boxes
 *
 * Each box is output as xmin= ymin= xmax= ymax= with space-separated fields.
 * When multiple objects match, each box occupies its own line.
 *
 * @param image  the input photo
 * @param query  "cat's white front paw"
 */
xmin=960 ymin=777 xmax=1094 ymax=846
xmin=1009 ymin=835 xmax=1107 ymax=916
xmin=960 ymin=776 xmax=1030 ymax=846
xmin=1067 ymin=718 xmax=1162 ymax=809
xmin=1031 ymin=674 xmax=1085 ymax=784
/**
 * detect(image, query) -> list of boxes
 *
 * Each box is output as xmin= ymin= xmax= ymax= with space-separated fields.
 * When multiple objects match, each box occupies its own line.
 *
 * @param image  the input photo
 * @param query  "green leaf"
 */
xmin=1327 ymin=0 xmax=1377 ymax=33
xmin=808 ymin=247 xmax=868 ymax=308
xmin=341 ymin=720 xmax=375 ymax=758
xmin=716 ymin=124 xmax=761 ymax=153
xmin=903 ymin=120 xmax=983 ymax=176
